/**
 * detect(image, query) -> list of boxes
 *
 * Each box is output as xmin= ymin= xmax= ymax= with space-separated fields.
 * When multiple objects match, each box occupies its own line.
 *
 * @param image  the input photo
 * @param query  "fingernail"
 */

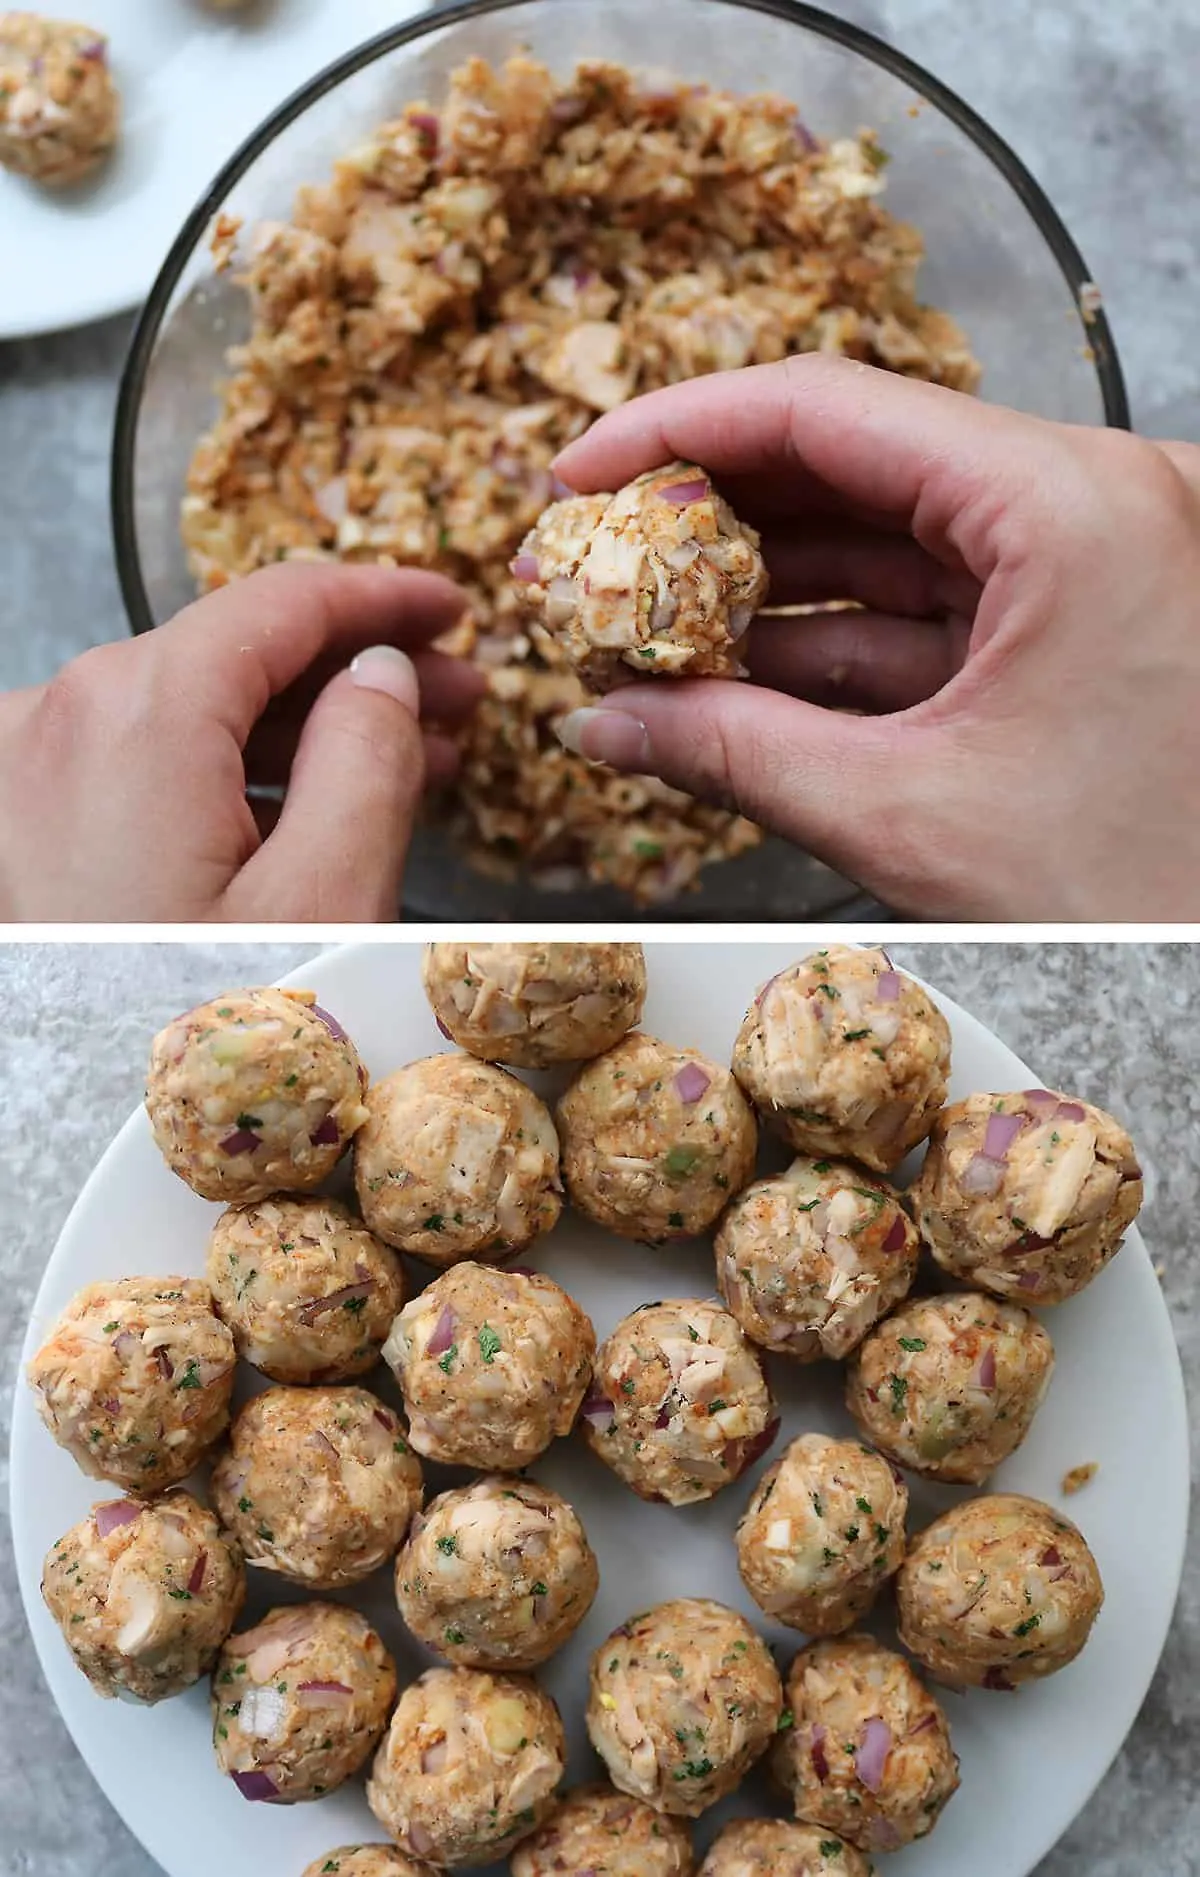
xmin=550 ymin=472 xmax=574 ymax=498
xmin=556 ymin=706 xmax=651 ymax=769
xmin=350 ymin=645 xmax=419 ymax=713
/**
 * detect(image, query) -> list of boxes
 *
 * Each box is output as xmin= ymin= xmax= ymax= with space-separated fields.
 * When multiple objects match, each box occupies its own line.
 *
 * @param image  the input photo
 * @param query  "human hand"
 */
xmin=0 ymin=561 xmax=479 ymax=921
xmin=552 ymin=355 xmax=1200 ymax=919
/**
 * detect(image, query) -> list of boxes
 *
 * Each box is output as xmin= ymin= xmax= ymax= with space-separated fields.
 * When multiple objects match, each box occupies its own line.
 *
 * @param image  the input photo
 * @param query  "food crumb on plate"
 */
xmin=1061 ymin=1462 xmax=1098 ymax=1495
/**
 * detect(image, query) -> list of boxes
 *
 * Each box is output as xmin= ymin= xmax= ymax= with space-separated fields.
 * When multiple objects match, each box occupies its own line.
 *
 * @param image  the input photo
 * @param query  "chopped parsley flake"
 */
xmin=423 ymin=1214 xmax=445 ymax=1232
xmin=438 ymin=1344 xmax=458 ymax=1375
xmin=664 ymin=1144 xmax=702 ymax=1179
xmin=237 ymin=1496 xmax=252 ymax=1514
xmin=708 ymin=1399 xmax=727 ymax=1415
xmin=898 ymin=1336 xmax=927 ymax=1352
xmin=478 ymin=1324 xmax=502 ymax=1364
xmin=1014 ymin=1614 xmax=1042 ymax=1637
xmin=436 ymin=1536 xmax=458 ymax=1556
xmin=777 ymin=1709 xmax=795 ymax=1732
xmin=855 ymin=1496 xmax=873 ymax=1514
xmin=102 ymin=1321 xmax=119 ymax=1334
xmin=530 ymin=1582 xmax=547 ymax=1598
xmin=673 ymin=1758 xmax=713 ymax=1781
xmin=845 ymin=1524 xmax=860 ymax=1542
xmin=167 ymin=1588 xmax=192 ymax=1601
xmin=235 ymin=1112 xmax=263 ymax=1130
xmin=444 ymin=1626 xmax=465 ymax=1644
xmin=889 ymin=1374 xmax=908 ymax=1414
xmin=176 ymin=1360 xmax=201 ymax=1391
xmin=843 ymin=1028 xmax=871 ymax=1042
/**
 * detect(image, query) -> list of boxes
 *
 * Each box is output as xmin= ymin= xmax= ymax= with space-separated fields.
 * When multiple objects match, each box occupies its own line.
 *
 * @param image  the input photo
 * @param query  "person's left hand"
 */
xmin=0 ymin=561 xmax=480 ymax=922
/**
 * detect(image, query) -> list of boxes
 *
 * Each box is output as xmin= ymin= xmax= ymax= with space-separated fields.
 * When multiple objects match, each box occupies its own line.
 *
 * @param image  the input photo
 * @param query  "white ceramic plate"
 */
xmin=11 ymin=943 xmax=1188 ymax=1877
xmin=0 ymin=0 xmax=427 ymax=339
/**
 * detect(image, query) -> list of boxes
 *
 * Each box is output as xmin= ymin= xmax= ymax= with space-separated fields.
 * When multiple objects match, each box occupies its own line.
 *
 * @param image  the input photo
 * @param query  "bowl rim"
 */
xmin=110 ymin=0 xmax=1132 ymax=635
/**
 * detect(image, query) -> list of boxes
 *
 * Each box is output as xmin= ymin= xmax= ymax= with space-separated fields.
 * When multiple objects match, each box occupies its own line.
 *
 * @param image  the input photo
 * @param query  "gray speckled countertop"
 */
xmin=2 ymin=0 xmax=1199 ymax=692
xmin=0 ymin=941 xmax=1197 ymax=1876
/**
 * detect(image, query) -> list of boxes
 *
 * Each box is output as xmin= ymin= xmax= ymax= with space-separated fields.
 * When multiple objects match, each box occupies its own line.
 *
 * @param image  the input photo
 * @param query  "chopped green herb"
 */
xmin=822 ymin=1546 xmax=838 ymax=1565
xmin=438 ymin=1344 xmax=458 ymax=1375
xmin=663 ymin=1144 xmax=702 ymax=1178
xmin=673 ymin=1758 xmax=714 ymax=1780
xmin=843 ymin=1028 xmax=871 ymax=1042
xmin=856 ymin=1496 xmax=873 ymax=1514
xmin=436 ymin=1536 xmax=458 ymax=1556
xmin=167 ymin=1588 xmax=192 ymax=1601
xmin=235 ymin=1112 xmax=263 ymax=1130
xmin=393 ymin=1436 xmax=409 ymax=1454
xmin=257 ymin=1525 xmax=274 ymax=1542
xmin=423 ymin=1214 xmax=445 ymax=1232
xmin=889 ymin=1374 xmax=908 ymax=1414
xmin=811 ymin=1492 xmax=824 ymax=1517
xmin=898 ymin=1336 xmax=927 ymax=1352
xmin=478 ymin=1324 xmax=502 ymax=1364
xmin=873 ymin=1522 xmax=889 ymax=1545
xmin=845 ymin=1524 xmax=860 ymax=1542
xmin=819 ymin=1844 xmax=843 ymax=1859
xmin=708 ymin=1399 xmax=727 ymax=1415
xmin=530 ymin=1582 xmax=547 ymax=1598
xmin=813 ymin=1160 xmax=832 ymax=1173
xmin=102 ymin=1321 xmax=120 ymax=1334
xmin=176 ymin=1360 xmax=201 ymax=1391
xmin=1014 ymin=1614 xmax=1041 ymax=1637
xmin=343 ymin=1296 xmax=366 ymax=1315
xmin=444 ymin=1626 xmax=465 ymax=1644
xmin=284 ymin=1073 xmax=299 ymax=1087
xmin=634 ymin=839 xmax=664 ymax=859
xmin=777 ymin=1709 xmax=795 ymax=1732
xmin=237 ymin=1496 xmax=252 ymax=1514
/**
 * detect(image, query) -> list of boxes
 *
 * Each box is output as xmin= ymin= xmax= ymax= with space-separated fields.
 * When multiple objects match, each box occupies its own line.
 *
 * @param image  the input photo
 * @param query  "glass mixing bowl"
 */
xmin=112 ymin=0 xmax=1128 ymax=922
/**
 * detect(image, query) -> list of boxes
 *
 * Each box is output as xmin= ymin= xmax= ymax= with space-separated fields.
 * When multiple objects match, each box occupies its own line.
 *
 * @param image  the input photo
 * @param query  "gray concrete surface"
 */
xmin=1 ymin=0 xmax=1199 ymax=692
xmin=0 ymin=941 xmax=1197 ymax=1875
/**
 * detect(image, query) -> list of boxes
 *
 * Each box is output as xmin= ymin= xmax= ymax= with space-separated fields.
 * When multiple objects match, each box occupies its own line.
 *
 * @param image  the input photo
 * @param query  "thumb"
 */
xmin=557 ymin=682 xmax=949 ymax=913
xmin=227 ymin=646 xmax=425 ymax=921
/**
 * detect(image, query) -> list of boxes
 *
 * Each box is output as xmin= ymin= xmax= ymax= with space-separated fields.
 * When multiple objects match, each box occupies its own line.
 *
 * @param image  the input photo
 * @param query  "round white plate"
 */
xmin=11 ymin=943 xmax=1188 ymax=1877
xmin=0 ymin=0 xmax=427 ymax=340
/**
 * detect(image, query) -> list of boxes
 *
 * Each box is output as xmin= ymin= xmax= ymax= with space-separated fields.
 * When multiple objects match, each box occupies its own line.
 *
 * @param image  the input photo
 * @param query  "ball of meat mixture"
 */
xmin=736 ymin=1432 xmax=907 ymax=1635
xmin=213 ymin=1602 xmax=395 ymax=1803
xmin=511 ymin=1783 xmax=695 ymax=1877
xmin=0 ymin=13 xmax=118 ymax=184
xmin=211 ymin=1387 xmax=422 ymax=1590
xmin=146 ymin=988 xmax=369 ymax=1203
xmin=698 ymin=1819 xmax=870 ymax=1877
xmin=557 ymin=1034 xmax=757 ymax=1241
xmin=845 ymin=1292 xmax=1055 ymax=1484
xmin=302 ymin=1852 xmax=433 ymax=1877
xmin=516 ymin=462 xmax=769 ymax=691
xmin=383 ymin=1263 xmax=594 ymax=1470
xmin=354 ymin=1055 xmax=561 ymax=1265
xmin=42 ymin=1491 xmax=244 ymax=1703
xmin=732 ymin=949 xmax=951 ymax=1173
xmin=587 ymin=1599 xmax=782 ymax=1817
xmin=422 ymin=942 xmax=647 ymax=1068
xmin=911 ymin=1088 xmax=1143 ymax=1305
xmin=396 ymin=1475 xmax=597 ymax=1670
xmin=206 ymin=1195 xmax=406 ymax=1383
xmin=582 ymin=1299 xmax=777 ymax=1506
xmin=26 ymin=1276 xmax=235 ymax=1493
xmin=896 ymin=1494 xmax=1104 ymax=1689
xmin=771 ymin=1634 xmax=959 ymax=1855
xmin=366 ymin=1665 xmax=565 ymax=1867
xmin=715 ymin=1156 xmax=918 ymax=1363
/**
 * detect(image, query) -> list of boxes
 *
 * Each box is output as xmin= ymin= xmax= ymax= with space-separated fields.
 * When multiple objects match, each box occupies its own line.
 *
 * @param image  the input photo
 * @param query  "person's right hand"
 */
xmin=552 ymin=355 xmax=1200 ymax=919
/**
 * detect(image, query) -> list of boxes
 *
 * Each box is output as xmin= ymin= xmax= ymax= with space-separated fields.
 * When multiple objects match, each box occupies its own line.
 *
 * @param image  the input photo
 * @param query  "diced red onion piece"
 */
xmin=410 ymin=111 xmax=439 ymax=150
xmin=754 ymin=972 xmax=781 ymax=1009
xmin=907 ymin=1711 xmax=938 ymax=1737
xmin=983 ymin=1666 xmax=1015 ymax=1691
xmin=1017 ymin=1270 xmax=1040 ymax=1290
xmin=296 ymin=1681 xmax=353 ymax=1708
xmin=311 ymin=1003 xmax=349 ymax=1042
xmin=794 ymin=115 xmax=819 ymax=152
xmin=219 ymin=1128 xmax=262 ymax=1156
xmin=1023 ymin=1089 xmax=1059 ymax=1114
xmin=95 ymin=1500 xmax=141 ymax=1538
xmin=80 ymin=38 xmax=107 ymax=61
xmin=960 ymin=1153 xmax=1004 ymax=1197
xmin=882 ymin=1212 xmax=909 ymax=1254
xmin=434 ymin=1014 xmax=452 ymax=1040
xmin=1009 ymin=1229 xmax=1053 ymax=1254
xmin=314 ymin=477 xmax=347 ymax=524
xmin=504 ymin=1264 xmax=537 ymax=1277
xmin=407 ymin=1824 xmax=436 ymax=1857
xmin=373 ymin=1409 xmax=394 ymax=1431
xmin=673 ymin=1062 xmax=711 ymax=1105
xmin=112 ymin=1330 xmax=138 ymax=1361
xmin=580 ymin=1391 xmax=615 ymax=1425
xmin=876 ymin=969 xmax=901 ymax=1002
xmin=654 ymin=1403 xmax=673 ymax=1430
xmin=982 ymin=1112 xmax=1024 ymax=1161
xmin=510 ymin=554 xmax=540 ymax=582
xmin=1040 ymin=1546 xmax=1062 ymax=1566
xmin=656 ymin=477 xmax=709 ymax=505
xmin=188 ymin=1551 xmax=207 ymax=1595
xmin=1055 ymin=1100 xmax=1087 ymax=1123
xmin=307 ymin=1429 xmax=338 ymax=1459
xmin=810 ymin=1722 xmax=829 ymax=1781
xmin=310 ymin=1113 xmax=340 ymax=1147
xmin=232 ymin=1770 xmax=279 ymax=1802
xmin=421 ymin=1740 xmax=449 ymax=1774
xmin=977 ymin=1347 xmax=997 ymax=1391
xmin=855 ymin=1717 xmax=892 ymax=1793
xmin=426 ymin=1304 xmax=457 ymax=1356
xmin=296 ymin=1279 xmax=375 ymax=1323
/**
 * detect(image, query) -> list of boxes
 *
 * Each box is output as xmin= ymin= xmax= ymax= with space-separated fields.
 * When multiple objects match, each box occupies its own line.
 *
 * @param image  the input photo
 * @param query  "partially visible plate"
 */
xmin=10 ymin=943 xmax=1189 ymax=1877
xmin=0 ymin=0 xmax=427 ymax=339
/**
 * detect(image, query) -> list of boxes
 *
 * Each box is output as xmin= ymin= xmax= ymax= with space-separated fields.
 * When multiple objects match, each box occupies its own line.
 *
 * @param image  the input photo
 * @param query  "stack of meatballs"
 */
xmin=26 ymin=943 xmax=1143 ymax=1875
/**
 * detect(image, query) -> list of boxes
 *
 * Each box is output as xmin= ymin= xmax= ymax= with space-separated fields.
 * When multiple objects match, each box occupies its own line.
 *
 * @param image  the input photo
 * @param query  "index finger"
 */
xmin=152 ymin=560 xmax=469 ymax=746
xmin=554 ymin=353 xmax=1062 ymax=567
